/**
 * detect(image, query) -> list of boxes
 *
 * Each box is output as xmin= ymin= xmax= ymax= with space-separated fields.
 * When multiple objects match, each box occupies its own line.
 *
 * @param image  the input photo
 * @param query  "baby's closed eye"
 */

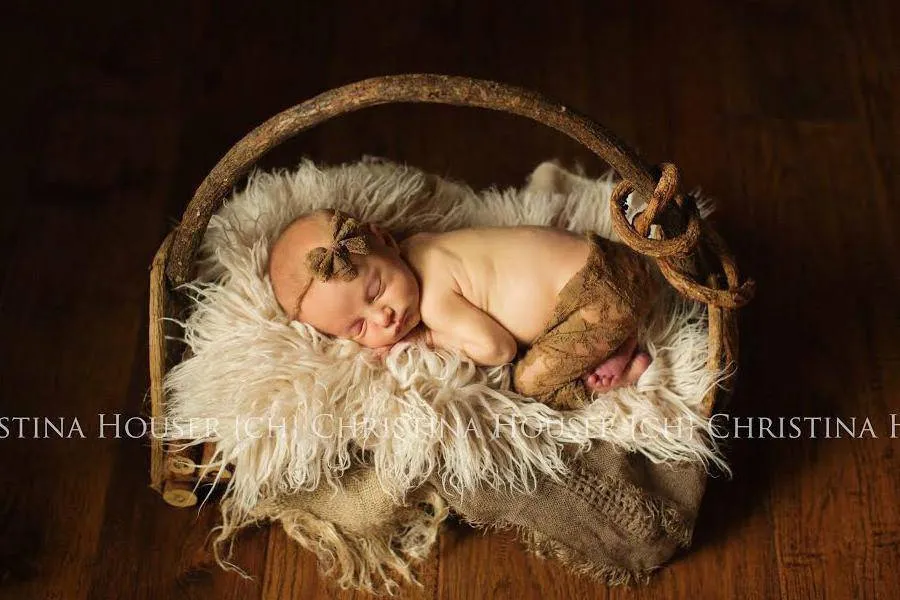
xmin=366 ymin=274 xmax=382 ymax=303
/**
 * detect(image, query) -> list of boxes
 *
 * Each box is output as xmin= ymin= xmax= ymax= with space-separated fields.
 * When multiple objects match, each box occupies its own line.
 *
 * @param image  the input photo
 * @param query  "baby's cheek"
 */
xmin=405 ymin=278 xmax=421 ymax=302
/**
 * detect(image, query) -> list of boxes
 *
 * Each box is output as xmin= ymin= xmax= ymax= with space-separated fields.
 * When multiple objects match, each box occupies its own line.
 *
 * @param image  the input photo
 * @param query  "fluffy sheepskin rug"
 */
xmin=163 ymin=158 xmax=728 ymax=519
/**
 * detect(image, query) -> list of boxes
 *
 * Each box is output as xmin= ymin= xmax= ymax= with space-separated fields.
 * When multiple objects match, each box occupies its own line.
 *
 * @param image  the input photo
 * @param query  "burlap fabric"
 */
xmin=239 ymin=459 xmax=448 ymax=593
xmin=244 ymin=440 xmax=706 ymax=594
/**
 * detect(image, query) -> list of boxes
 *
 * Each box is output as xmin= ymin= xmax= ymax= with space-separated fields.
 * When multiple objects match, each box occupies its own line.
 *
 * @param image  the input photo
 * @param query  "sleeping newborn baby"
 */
xmin=268 ymin=209 xmax=660 ymax=408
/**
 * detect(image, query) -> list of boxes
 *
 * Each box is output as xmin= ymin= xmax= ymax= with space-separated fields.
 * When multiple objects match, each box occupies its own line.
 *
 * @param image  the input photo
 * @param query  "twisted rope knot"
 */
xmin=610 ymin=162 xmax=756 ymax=310
xmin=305 ymin=210 xmax=372 ymax=282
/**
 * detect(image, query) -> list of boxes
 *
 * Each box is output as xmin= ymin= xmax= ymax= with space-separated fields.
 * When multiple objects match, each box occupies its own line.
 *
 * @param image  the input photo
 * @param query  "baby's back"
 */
xmin=404 ymin=226 xmax=591 ymax=344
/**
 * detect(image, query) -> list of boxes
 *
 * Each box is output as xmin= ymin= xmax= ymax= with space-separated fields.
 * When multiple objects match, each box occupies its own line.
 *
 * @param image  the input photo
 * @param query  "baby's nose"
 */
xmin=376 ymin=306 xmax=394 ymax=328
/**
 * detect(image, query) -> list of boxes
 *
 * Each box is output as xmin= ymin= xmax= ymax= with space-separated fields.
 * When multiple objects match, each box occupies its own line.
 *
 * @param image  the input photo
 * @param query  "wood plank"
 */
xmin=833 ymin=1 xmax=900 ymax=597
xmin=664 ymin=5 xmax=781 ymax=598
xmin=1 ymin=1 xmax=900 ymax=598
xmin=440 ymin=518 xmax=618 ymax=600
xmin=723 ymin=112 xmax=893 ymax=599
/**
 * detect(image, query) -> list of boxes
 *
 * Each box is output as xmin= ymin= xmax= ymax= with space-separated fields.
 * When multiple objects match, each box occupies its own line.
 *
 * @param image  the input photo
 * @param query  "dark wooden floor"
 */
xmin=1 ymin=1 xmax=898 ymax=598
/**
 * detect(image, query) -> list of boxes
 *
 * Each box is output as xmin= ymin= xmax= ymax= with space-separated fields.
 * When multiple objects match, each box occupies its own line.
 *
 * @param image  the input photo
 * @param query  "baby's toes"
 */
xmin=584 ymin=373 xmax=610 ymax=392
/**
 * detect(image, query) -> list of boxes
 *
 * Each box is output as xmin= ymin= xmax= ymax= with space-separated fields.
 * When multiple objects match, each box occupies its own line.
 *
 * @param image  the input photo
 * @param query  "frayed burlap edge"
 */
xmin=449 ymin=468 xmax=695 ymax=587
xmin=211 ymin=484 xmax=448 ymax=596
xmin=518 ymin=493 xmax=695 ymax=588
xmin=521 ymin=530 xmax=657 ymax=586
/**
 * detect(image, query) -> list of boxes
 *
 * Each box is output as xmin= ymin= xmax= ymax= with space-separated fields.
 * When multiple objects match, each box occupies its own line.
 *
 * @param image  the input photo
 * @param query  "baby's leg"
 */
xmin=513 ymin=297 xmax=642 ymax=409
xmin=513 ymin=238 xmax=660 ymax=409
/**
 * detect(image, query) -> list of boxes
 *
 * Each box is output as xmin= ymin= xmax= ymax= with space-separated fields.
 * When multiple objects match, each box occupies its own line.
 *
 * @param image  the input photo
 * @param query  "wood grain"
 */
xmin=1 ymin=0 xmax=898 ymax=598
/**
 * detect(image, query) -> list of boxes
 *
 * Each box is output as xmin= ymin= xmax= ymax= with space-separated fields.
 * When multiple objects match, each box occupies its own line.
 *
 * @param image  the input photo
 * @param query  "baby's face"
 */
xmin=300 ymin=246 xmax=422 ymax=348
xmin=270 ymin=215 xmax=422 ymax=349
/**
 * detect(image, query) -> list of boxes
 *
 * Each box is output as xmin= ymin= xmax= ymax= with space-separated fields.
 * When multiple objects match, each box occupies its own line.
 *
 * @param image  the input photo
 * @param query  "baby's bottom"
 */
xmin=512 ymin=234 xmax=660 ymax=409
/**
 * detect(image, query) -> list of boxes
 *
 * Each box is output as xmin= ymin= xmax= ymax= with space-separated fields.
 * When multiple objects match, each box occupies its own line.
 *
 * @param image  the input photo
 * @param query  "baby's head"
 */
xmin=268 ymin=209 xmax=421 ymax=349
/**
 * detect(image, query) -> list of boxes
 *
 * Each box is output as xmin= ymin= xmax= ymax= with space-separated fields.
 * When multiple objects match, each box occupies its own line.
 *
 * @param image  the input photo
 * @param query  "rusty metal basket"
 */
xmin=148 ymin=74 xmax=755 ymax=507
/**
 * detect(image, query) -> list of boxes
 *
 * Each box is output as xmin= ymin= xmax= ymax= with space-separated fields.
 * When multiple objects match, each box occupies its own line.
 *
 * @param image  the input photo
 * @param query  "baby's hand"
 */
xmin=371 ymin=325 xmax=433 ymax=361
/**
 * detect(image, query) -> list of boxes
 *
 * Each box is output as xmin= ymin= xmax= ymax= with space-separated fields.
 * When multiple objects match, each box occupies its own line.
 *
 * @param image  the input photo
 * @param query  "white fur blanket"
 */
xmin=163 ymin=158 xmax=727 ymax=518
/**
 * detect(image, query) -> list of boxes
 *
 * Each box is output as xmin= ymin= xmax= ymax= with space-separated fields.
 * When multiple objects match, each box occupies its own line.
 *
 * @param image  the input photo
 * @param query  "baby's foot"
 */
xmin=586 ymin=336 xmax=637 ymax=388
xmin=583 ymin=338 xmax=651 ymax=393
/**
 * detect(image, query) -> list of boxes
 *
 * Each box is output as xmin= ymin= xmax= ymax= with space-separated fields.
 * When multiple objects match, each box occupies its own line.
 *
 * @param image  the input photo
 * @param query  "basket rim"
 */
xmin=165 ymin=74 xmax=663 ymax=285
xmin=150 ymin=74 xmax=751 ymax=452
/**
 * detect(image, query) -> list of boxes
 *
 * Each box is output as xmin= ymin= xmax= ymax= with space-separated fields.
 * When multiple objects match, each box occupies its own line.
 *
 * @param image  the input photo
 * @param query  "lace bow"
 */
xmin=304 ymin=210 xmax=371 ymax=281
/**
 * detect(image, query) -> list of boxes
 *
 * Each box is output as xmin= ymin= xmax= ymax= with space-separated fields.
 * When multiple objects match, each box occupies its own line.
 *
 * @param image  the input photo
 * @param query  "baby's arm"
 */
xmin=426 ymin=291 xmax=517 ymax=366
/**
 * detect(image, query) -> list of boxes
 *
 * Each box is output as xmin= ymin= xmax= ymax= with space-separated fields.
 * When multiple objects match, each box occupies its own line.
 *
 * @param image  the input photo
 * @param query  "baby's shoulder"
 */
xmin=401 ymin=232 xmax=459 ymax=274
xmin=401 ymin=234 xmax=460 ymax=307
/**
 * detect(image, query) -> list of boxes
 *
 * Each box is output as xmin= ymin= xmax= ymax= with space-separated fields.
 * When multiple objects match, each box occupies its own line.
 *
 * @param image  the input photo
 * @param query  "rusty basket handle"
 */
xmin=165 ymin=74 xmax=665 ymax=283
xmin=162 ymin=73 xmax=754 ymax=413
